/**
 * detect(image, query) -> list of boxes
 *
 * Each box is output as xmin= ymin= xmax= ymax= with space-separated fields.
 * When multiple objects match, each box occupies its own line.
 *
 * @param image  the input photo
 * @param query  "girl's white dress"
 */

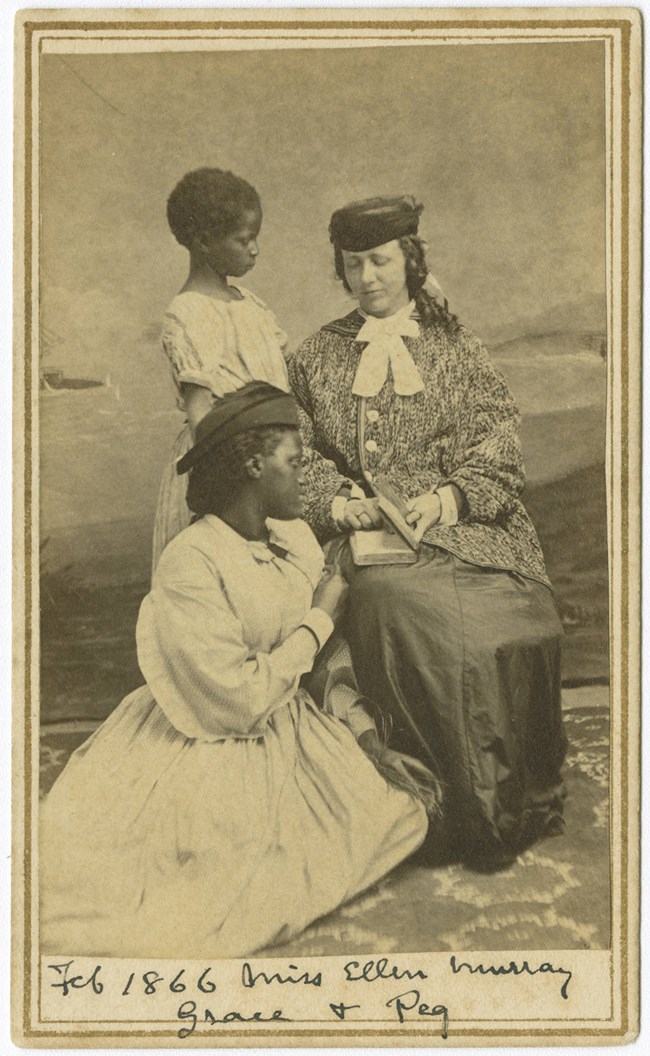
xmin=40 ymin=516 xmax=427 ymax=959
xmin=152 ymin=288 xmax=290 ymax=570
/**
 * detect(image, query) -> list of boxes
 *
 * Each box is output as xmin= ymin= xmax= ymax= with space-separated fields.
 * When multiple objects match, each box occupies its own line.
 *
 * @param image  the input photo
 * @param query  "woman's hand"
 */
xmin=312 ymin=567 xmax=349 ymax=626
xmin=405 ymin=493 xmax=442 ymax=543
xmin=338 ymin=497 xmax=383 ymax=532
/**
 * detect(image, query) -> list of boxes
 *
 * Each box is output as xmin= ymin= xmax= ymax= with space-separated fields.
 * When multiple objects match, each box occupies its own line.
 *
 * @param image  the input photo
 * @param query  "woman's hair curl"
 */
xmin=186 ymin=425 xmax=297 ymax=517
xmin=167 ymin=168 xmax=260 ymax=249
xmin=334 ymin=234 xmax=458 ymax=333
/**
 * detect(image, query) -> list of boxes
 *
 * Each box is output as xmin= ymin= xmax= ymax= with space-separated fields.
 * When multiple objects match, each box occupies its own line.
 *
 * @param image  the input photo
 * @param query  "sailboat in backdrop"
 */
xmin=39 ymin=325 xmax=120 ymax=399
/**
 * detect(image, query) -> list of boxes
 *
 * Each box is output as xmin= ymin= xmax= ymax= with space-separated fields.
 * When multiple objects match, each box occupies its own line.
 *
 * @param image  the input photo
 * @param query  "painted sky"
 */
xmin=38 ymin=40 xmax=607 ymax=536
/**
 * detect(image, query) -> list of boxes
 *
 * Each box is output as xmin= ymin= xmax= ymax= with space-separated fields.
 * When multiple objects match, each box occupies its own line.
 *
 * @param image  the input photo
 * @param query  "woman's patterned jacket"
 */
xmin=288 ymin=307 xmax=551 ymax=588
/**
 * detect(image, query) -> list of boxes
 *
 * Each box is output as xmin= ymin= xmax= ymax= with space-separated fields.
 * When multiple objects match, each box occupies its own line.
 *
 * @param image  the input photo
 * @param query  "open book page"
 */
xmin=371 ymin=475 xmax=420 ymax=550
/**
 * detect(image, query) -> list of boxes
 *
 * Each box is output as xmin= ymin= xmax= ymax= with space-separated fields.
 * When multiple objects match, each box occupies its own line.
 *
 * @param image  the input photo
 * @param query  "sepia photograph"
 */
xmin=12 ymin=6 xmax=640 ymax=1047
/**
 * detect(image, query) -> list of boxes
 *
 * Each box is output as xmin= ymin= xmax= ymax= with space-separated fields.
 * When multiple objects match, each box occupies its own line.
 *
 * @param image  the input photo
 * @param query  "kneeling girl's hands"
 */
xmin=312 ymin=566 xmax=349 ymax=626
xmin=324 ymin=536 xmax=356 ymax=582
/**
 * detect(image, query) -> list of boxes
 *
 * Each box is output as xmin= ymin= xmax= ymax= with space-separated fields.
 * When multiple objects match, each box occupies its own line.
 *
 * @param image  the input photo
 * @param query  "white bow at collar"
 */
xmin=352 ymin=302 xmax=424 ymax=397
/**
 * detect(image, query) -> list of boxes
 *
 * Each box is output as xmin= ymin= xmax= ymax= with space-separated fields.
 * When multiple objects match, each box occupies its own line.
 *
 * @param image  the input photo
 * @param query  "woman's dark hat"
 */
xmin=177 ymin=381 xmax=299 ymax=474
xmin=329 ymin=195 xmax=423 ymax=252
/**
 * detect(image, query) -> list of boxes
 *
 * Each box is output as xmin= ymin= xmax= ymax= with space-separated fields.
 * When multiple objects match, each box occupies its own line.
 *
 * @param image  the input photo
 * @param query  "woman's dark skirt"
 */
xmin=347 ymin=547 xmax=567 ymax=865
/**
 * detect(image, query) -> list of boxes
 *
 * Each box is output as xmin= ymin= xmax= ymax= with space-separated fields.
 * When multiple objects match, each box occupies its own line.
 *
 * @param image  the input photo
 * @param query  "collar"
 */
xmin=204 ymin=515 xmax=289 ymax=563
xmin=322 ymin=303 xmax=421 ymax=339
xmin=351 ymin=302 xmax=423 ymax=397
xmin=247 ymin=537 xmax=289 ymax=563
xmin=358 ymin=299 xmax=416 ymax=323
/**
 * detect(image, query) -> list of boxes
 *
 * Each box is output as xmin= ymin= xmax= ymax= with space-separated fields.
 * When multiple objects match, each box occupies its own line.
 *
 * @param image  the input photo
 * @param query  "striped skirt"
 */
xmin=151 ymin=424 xmax=193 ymax=575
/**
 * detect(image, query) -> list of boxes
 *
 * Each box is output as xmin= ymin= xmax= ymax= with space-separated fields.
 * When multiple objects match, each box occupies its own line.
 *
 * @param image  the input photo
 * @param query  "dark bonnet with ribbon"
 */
xmin=177 ymin=381 xmax=300 ymax=475
xmin=329 ymin=195 xmax=423 ymax=252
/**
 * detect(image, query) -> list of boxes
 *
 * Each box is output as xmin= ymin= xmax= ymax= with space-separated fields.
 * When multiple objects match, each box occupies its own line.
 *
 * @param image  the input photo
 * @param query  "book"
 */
xmin=350 ymin=528 xmax=419 ymax=566
xmin=372 ymin=475 xmax=420 ymax=551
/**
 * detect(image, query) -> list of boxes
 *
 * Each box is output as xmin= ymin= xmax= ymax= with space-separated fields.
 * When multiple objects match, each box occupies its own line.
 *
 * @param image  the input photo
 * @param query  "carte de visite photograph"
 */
xmin=12 ymin=6 xmax=640 ymax=1048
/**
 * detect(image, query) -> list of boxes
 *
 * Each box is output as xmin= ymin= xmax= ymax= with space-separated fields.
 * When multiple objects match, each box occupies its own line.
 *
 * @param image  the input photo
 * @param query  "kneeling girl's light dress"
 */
xmin=152 ymin=288 xmax=290 ymax=570
xmin=40 ymin=517 xmax=427 ymax=959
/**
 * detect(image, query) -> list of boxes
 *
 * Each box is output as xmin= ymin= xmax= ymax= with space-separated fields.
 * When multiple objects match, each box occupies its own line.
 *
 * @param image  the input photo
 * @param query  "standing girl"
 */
xmin=152 ymin=168 xmax=290 ymax=569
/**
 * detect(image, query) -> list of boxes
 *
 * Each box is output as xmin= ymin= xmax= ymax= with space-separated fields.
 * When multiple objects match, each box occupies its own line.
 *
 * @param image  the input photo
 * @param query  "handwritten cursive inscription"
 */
xmin=385 ymin=989 xmax=449 ymax=1037
xmin=177 ymin=1000 xmax=290 ymax=1038
xmin=344 ymin=957 xmax=427 ymax=983
xmin=450 ymin=955 xmax=572 ymax=998
xmin=47 ymin=961 xmax=103 ymax=997
xmin=241 ymin=962 xmax=322 ymax=988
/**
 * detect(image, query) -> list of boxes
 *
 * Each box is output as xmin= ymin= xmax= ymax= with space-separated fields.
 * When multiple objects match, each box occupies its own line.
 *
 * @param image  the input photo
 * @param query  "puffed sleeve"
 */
xmin=445 ymin=333 xmax=525 ymax=523
xmin=161 ymin=300 xmax=228 ymax=395
xmin=241 ymin=288 xmax=290 ymax=360
xmin=289 ymin=339 xmax=352 ymax=541
xmin=136 ymin=546 xmax=331 ymax=742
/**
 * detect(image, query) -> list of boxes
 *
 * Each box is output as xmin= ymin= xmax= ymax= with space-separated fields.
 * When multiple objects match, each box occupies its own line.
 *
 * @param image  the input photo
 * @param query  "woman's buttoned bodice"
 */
xmin=289 ymin=310 xmax=551 ymax=587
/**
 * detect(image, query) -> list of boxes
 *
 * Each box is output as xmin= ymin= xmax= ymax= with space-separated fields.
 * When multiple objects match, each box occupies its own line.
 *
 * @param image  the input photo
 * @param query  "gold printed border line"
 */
xmin=39 ymin=35 xmax=618 ymax=44
xmin=22 ymin=14 xmax=35 ymax=1042
xmin=618 ymin=14 xmax=632 ymax=1040
xmin=18 ymin=1029 xmax=634 ymax=1040
xmin=20 ymin=14 xmax=636 ymax=1043
xmin=21 ymin=18 xmax=641 ymax=30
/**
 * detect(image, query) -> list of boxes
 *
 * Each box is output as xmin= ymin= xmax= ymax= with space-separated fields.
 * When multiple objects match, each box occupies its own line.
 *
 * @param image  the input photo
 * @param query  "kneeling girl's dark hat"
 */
xmin=177 ymin=381 xmax=299 ymax=475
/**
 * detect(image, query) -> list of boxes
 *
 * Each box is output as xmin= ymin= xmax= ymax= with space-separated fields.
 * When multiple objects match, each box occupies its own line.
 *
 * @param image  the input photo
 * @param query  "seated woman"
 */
xmin=40 ymin=383 xmax=429 ymax=959
xmin=288 ymin=196 xmax=568 ymax=869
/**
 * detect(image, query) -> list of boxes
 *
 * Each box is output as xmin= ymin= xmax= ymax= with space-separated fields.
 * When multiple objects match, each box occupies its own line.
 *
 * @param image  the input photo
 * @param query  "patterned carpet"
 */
xmin=39 ymin=698 xmax=609 ymax=954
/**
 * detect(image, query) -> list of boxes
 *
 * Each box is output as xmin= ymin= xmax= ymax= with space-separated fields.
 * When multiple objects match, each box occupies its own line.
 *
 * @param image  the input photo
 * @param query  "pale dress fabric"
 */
xmin=152 ymin=287 xmax=290 ymax=572
xmin=40 ymin=516 xmax=427 ymax=959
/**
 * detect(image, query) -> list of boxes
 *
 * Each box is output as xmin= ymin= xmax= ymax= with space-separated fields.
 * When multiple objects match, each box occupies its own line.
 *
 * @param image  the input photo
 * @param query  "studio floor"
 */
xmin=40 ymin=686 xmax=610 ymax=956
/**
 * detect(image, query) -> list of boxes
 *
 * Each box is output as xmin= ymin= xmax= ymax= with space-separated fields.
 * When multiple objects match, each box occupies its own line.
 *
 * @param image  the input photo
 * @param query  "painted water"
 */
xmin=39 ymin=333 xmax=607 ymax=584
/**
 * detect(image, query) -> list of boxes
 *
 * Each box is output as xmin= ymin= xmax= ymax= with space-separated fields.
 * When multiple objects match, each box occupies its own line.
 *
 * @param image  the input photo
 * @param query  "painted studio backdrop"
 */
xmin=40 ymin=43 xmax=608 ymax=757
